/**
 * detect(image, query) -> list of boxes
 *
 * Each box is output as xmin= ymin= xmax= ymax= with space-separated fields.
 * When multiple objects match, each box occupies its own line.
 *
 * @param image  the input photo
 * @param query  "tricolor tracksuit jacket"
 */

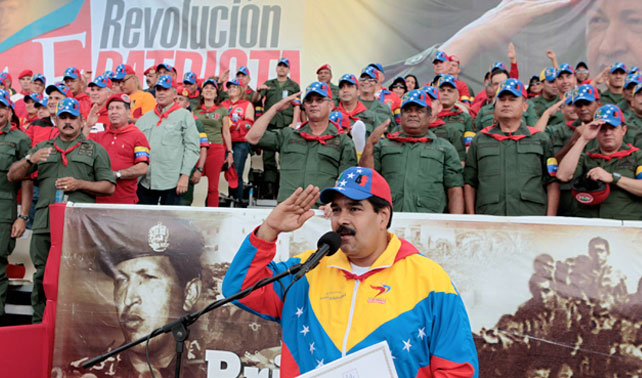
xmin=222 ymin=231 xmax=479 ymax=378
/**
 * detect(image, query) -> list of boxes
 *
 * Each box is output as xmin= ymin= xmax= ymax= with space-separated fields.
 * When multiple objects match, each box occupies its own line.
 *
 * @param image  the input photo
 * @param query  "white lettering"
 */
xmin=205 ymin=350 xmax=241 ymax=378
xmin=32 ymin=32 xmax=87 ymax=81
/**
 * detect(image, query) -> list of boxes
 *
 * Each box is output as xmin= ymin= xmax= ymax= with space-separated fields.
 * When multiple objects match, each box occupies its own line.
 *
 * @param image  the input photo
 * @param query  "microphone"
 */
xmin=293 ymin=231 xmax=341 ymax=281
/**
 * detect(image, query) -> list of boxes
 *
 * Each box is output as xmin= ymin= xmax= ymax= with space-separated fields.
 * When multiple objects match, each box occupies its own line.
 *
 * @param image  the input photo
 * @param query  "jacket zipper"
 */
xmin=341 ymin=279 xmax=360 ymax=357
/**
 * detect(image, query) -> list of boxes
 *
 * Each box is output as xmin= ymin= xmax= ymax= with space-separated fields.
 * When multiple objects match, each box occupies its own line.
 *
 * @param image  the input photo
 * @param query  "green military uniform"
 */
xmin=600 ymin=89 xmax=627 ymax=109
xmin=464 ymin=122 xmax=557 ymax=216
xmin=439 ymin=109 xmax=475 ymax=161
xmin=528 ymin=95 xmax=565 ymax=127
xmin=623 ymin=111 xmax=642 ymax=144
xmin=572 ymin=144 xmax=642 ymax=220
xmin=474 ymin=102 xmax=539 ymax=131
xmin=374 ymin=130 xmax=463 ymax=213
xmin=259 ymin=77 xmax=301 ymax=191
xmin=429 ymin=122 xmax=466 ymax=162
xmin=329 ymin=82 xmax=340 ymax=106
xmin=27 ymin=134 xmax=115 ymax=322
xmin=0 ymin=122 xmax=31 ymax=317
xmin=360 ymin=98 xmax=396 ymax=128
xmin=181 ymin=118 xmax=208 ymax=206
xmin=256 ymin=122 xmax=357 ymax=203
xmin=337 ymin=101 xmax=389 ymax=137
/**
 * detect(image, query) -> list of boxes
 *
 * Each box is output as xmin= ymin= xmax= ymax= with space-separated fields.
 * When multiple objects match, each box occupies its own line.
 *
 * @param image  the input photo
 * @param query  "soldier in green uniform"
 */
xmin=358 ymin=67 xmax=396 ymax=128
xmin=0 ymin=90 xmax=32 ymax=319
xmin=464 ymin=79 xmax=559 ymax=216
xmin=621 ymin=74 xmax=641 ymax=118
xmin=8 ymin=98 xmax=115 ymax=323
xmin=435 ymin=74 xmax=473 ymax=162
xmin=558 ymin=104 xmax=642 ymax=220
xmin=625 ymin=83 xmax=642 ymax=146
xmin=600 ymin=62 xmax=628 ymax=109
xmin=335 ymin=74 xmax=387 ymax=137
xmin=246 ymin=82 xmax=357 ymax=204
xmin=529 ymin=67 xmax=564 ymax=126
xmin=316 ymin=64 xmax=339 ymax=106
xmin=256 ymin=58 xmax=301 ymax=199
xmin=360 ymin=89 xmax=464 ymax=213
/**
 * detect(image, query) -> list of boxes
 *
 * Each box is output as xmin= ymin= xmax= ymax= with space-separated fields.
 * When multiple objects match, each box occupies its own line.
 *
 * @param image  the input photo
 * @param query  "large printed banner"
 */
xmin=51 ymin=204 xmax=642 ymax=377
xmin=0 ymin=1 xmax=639 ymax=91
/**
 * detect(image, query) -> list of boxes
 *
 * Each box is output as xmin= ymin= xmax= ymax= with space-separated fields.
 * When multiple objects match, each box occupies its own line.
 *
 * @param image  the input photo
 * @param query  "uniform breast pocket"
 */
xmin=477 ymin=147 xmax=500 ymax=177
xmin=380 ymin=146 xmax=403 ymax=176
xmin=317 ymin=146 xmax=341 ymax=175
xmin=0 ymin=144 xmax=16 ymax=171
xmin=69 ymin=154 xmax=96 ymax=180
xmin=418 ymin=148 xmax=445 ymax=183
xmin=36 ymin=153 xmax=61 ymax=180
xmin=280 ymin=142 xmax=307 ymax=171
xmin=161 ymin=127 xmax=182 ymax=146
xmin=517 ymin=142 xmax=544 ymax=175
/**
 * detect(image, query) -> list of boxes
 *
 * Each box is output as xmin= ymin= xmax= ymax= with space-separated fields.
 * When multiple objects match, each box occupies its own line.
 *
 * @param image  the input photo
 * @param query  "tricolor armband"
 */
xmin=199 ymin=132 xmax=209 ymax=147
xmin=463 ymin=131 xmax=475 ymax=147
xmin=134 ymin=146 xmax=150 ymax=163
xmin=636 ymin=166 xmax=642 ymax=179
xmin=547 ymin=157 xmax=558 ymax=177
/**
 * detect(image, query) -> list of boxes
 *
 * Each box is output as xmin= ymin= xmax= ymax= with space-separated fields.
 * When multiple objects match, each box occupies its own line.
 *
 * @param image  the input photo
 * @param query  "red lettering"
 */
xmin=125 ymin=50 xmax=146 ymax=81
xmin=145 ymin=50 xmax=175 ymax=68
xmin=220 ymin=49 xmax=247 ymax=80
xmin=175 ymin=51 xmax=204 ymax=77
xmin=95 ymin=51 xmax=123 ymax=76
xmin=250 ymin=50 xmax=280 ymax=86
xmin=204 ymin=50 xmax=217 ymax=77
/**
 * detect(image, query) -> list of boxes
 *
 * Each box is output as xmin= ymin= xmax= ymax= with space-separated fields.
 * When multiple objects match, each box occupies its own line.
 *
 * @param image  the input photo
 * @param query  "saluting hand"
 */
xmin=580 ymin=119 xmax=605 ymax=142
xmin=273 ymin=92 xmax=302 ymax=112
xmin=366 ymin=119 xmax=391 ymax=147
xmin=257 ymin=185 xmax=320 ymax=241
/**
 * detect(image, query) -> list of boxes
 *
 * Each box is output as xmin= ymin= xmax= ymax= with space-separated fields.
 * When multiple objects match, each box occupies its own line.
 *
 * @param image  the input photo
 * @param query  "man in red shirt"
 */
xmin=63 ymin=67 xmax=91 ymax=117
xmin=92 ymin=93 xmax=150 ymax=204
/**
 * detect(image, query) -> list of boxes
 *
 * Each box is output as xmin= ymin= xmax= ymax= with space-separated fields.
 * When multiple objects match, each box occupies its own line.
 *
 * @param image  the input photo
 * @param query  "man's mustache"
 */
xmin=336 ymin=225 xmax=356 ymax=236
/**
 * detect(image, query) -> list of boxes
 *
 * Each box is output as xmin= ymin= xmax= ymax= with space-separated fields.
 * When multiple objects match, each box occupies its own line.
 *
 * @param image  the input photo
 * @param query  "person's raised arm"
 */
xmin=546 ymin=49 xmax=559 ymax=69
xmin=358 ymin=120 xmax=389 ymax=169
xmin=245 ymin=92 xmax=301 ymax=145
xmin=534 ymin=98 xmax=565 ymax=131
xmin=557 ymin=120 xmax=603 ymax=182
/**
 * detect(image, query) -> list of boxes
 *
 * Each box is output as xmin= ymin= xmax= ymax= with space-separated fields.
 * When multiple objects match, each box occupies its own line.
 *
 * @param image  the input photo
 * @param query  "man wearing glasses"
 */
xmin=245 ymin=82 xmax=357 ymax=203
xmin=358 ymin=66 xmax=396 ymax=129
xmin=113 ymin=64 xmax=156 ymax=121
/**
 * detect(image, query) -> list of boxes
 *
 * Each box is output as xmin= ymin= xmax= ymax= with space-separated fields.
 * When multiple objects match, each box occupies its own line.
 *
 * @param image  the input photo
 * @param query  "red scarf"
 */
xmin=337 ymin=101 xmax=368 ymax=123
xmin=480 ymin=124 xmax=541 ymax=141
xmin=428 ymin=119 xmax=446 ymax=128
xmin=387 ymin=131 xmax=432 ymax=143
xmin=199 ymin=103 xmax=221 ymax=113
xmin=53 ymin=140 xmax=83 ymax=166
xmin=566 ymin=121 xmax=577 ymax=130
xmin=586 ymin=144 xmax=640 ymax=161
xmin=299 ymin=132 xmax=337 ymax=145
xmin=154 ymin=102 xmax=182 ymax=126
xmin=438 ymin=108 xmax=463 ymax=118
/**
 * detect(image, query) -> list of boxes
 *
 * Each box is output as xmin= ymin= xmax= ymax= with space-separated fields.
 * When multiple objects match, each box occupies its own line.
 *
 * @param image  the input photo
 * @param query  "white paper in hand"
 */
xmin=351 ymin=120 xmax=366 ymax=153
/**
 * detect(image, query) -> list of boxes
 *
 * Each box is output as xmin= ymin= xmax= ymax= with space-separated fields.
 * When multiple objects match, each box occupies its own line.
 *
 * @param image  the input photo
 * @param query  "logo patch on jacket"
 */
xmin=368 ymin=283 xmax=391 ymax=303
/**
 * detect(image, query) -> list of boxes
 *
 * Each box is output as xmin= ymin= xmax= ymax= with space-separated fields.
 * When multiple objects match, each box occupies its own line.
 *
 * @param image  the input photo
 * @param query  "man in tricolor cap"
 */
xmin=465 ymin=78 xmax=559 ymax=216
xmin=156 ymin=63 xmax=178 ymax=82
xmin=558 ymin=104 xmax=642 ymax=220
xmin=621 ymin=73 xmax=642 ymax=118
xmin=222 ymin=166 xmax=478 ymax=378
xmin=91 ymin=93 xmax=151 ymax=205
xmin=369 ymin=63 xmax=402 ymax=125
xmin=85 ymin=75 xmax=113 ymax=132
xmin=360 ymin=89 xmax=464 ymax=213
xmin=246 ymin=81 xmax=356 ymax=204
xmin=63 ymin=66 xmax=91 ymax=117
xmin=432 ymin=50 xmax=450 ymax=76
xmin=236 ymin=65 xmax=260 ymax=103
xmin=600 ymin=62 xmax=628 ymax=109
xmin=8 ymin=97 xmax=115 ymax=323
xmin=555 ymin=63 xmax=577 ymax=95
xmin=316 ymin=64 xmax=339 ymax=105
xmin=358 ymin=66 xmax=396 ymax=128
xmin=629 ymin=84 xmax=642 ymax=147
xmin=436 ymin=74 xmax=475 ymax=161
xmin=182 ymin=71 xmax=201 ymax=110
xmin=88 ymin=214 xmax=203 ymax=377
xmin=135 ymin=75 xmax=200 ymax=205
xmin=528 ymin=67 xmax=564 ymax=126
xmin=335 ymin=73 xmax=387 ymax=137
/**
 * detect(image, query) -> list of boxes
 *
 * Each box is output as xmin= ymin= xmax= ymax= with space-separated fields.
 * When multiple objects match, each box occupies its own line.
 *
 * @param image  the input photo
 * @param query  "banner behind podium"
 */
xmin=51 ymin=205 xmax=642 ymax=377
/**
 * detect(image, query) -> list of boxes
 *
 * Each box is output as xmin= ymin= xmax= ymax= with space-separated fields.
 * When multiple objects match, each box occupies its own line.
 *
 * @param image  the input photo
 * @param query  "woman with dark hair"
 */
xmin=527 ymin=75 xmax=543 ymax=98
xmin=389 ymin=76 xmax=408 ymax=98
xmin=194 ymin=78 xmax=233 ymax=207
xmin=404 ymin=74 xmax=419 ymax=91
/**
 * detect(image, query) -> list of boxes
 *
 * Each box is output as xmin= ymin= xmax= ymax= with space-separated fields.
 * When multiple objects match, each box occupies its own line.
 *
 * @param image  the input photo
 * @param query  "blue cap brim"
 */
xmin=574 ymin=95 xmax=596 ymax=103
xmin=303 ymin=89 xmax=328 ymax=101
xmin=320 ymin=187 xmax=372 ymax=204
xmin=401 ymin=99 xmax=427 ymax=108
xmin=57 ymin=109 xmax=80 ymax=117
xmin=497 ymin=89 xmax=522 ymax=98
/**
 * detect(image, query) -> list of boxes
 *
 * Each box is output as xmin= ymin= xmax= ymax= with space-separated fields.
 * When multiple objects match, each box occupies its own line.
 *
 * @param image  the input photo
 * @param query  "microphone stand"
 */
xmin=82 ymin=262 xmax=306 ymax=378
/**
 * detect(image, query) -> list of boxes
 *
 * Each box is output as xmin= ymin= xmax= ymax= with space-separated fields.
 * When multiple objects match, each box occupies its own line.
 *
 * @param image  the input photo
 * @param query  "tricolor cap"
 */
xmin=154 ymin=75 xmax=173 ymax=89
xmin=177 ymin=85 xmax=190 ymax=97
xmin=144 ymin=66 xmax=156 ymax=75
xmin=610 ymin=62 xmax=628 ymax=74
xmin=156 ymin=63 xmax=177 ymax=73
xmin=103 ymin=70 xmax=116 ymax=80
xmin=277 ymin=58 xmax=290 ymax=67
xmin=367 ymin=63 xmax=384 ymax=73
xmin=422 ymin=84 xmax=440 ymax=101
xmin=32 ymin=73 xmax=46 ymax=85
xmin=88 ymin=75 xmax=113 ymax=89
xmin=237 ymin=66 xmax=250 ymax=76
xmin=320 ymin=166 xmax=393 ymax=208
xmin=564 ymin=89 xmax=577 ymax=106
xmin=629 ymin=66 xmax=640 ymax=75
xmin=106 ymin=93 xmax=132 ymax=108
xmin=540 ymin=67 xmax=557 ymax=82
xmin=496 ymin=78 xmax=526 ymax=98
xmin=45 ymin=83 xmax=71 ymax=97
xmin=26 ymin=92 xmax=43 ymax=104
xmin=448 ymin=55 xmax=461 ymax=64
xmin=202 ymin=78 xmax=218 ymax=89
xmin=360 ymin=66 xmax=379 ymax=81
xmin=183 ymin=71 xmax=197 ymax=84
xmin=0 ymin=72 xmax=8 ymax=86
xmin=433 ymin=51 xmax=448 ymax=63
xmin=34 ymin=96 xmax=48 ymax=108
xmin=571 ymin=176 xmax=610 ymax=206
xmin=339 ymin=73 xmax=358 ymax=87
xmin=303 ymin=81 xmax=332 ymax=101
xmin=490 ymin=61 xmax=508 ymax=73
xmin=625 ymin=74 xmax=642 ymax=89
xmin=226 ymin=78 xmax=242 ymax=89
xmin=0 ymin=89 xmax=10 ymax=107
xmin=114 ymin=64 xmax=135 ymax=80
xmin=56 ymin=97 xmax=80 ymax=117
xmin=316 ymin=64 xmax=332 ymax=74
xmin=574 ymin=84 xmax=599 ymax=103
xmin=436 ymin=74 xmax=457 ymax=88
xmin=634 ymin=82 xmax=642 ymax=96
xmin=594 ymin=104 xmax=624 ymax=127
xmin=557 ymin=63 xmax=575 ymax=77
xmin=18 ymin=69 xmax=33 ymax=79
xmin=402 ymin=89 xmax=431 ymax=108
xmin=63 ymin=67 xmax=81 ymax=80
xmin=329 ymin=111 xmax=344 ymax=125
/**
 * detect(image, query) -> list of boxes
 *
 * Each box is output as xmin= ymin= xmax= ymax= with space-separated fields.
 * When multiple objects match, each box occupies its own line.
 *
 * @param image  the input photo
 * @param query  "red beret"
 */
xmin=18 ymin=69 xmax=33 ymax=79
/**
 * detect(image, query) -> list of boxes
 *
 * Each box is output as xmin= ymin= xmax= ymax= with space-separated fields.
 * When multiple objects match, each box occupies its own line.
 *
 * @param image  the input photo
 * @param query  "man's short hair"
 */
xmin=588 ymin=236 xmax=609 ymax=254
xmin=367 ymin=196 xmax=393 ymax=229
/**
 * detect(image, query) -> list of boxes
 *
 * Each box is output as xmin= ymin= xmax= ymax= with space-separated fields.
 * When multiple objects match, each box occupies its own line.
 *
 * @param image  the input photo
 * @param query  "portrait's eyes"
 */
xmin=625 ymin=14 xmax=642 ymax=31
xmin=587 ymin=15 xmax=608 ymax=30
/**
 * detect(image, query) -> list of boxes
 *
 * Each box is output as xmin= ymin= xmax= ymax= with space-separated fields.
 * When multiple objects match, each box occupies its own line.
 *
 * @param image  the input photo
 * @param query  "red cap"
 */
xmin=571 ymin=176 xmax=610 ymax=205
xmin=18 ymin=69 xmax=33 ymax=79
xmin=320 ymin=167 xmax=393 ymax=208
xmin=225 ymin=165 xmax=239 ymax=189
xmin=316 ymin=64 xmax=332 ymax=74
xmin=144 ymin=66 xmax=156 ymax=75
xmin=121 ymin=65 xmax=136 ymax=75
xmin=106 ymin=93 xmax=132 ymax=108
xmin=176 ymin=85 xmax=191 ymax=97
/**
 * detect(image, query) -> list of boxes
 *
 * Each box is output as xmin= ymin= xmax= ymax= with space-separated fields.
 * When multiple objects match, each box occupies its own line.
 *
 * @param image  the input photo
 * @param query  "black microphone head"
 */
xmin=317 ymin=231 xmax=342 ymax=256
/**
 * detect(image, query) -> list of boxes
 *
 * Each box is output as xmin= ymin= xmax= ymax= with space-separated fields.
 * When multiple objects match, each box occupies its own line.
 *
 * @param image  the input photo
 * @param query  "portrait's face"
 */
xmin=589 ymin=241 xmax=610 ymax=266
xmin=114 ymin=256 xmax=184 ymax=348
xmin=586 ymin=0 xmax=642 ymax=72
